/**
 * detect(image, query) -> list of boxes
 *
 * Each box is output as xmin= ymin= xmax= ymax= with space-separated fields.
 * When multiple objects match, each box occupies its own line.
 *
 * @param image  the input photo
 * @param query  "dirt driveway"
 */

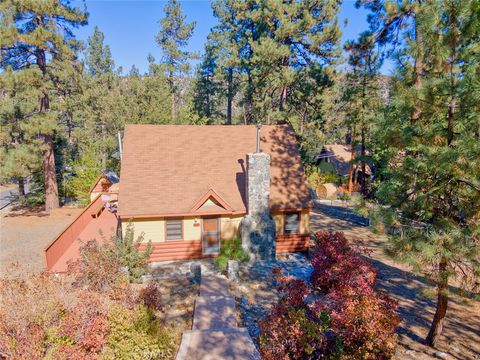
xmin=311 ymin=202 xmax=480 ymax=360
xmin=0 ymin=207 xmax=83 ymax=276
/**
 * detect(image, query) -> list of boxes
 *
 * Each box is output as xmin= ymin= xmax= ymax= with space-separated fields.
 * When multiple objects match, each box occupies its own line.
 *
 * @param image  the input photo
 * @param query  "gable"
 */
xmin=190 ymin=188 xmax=233 ymax=214
xmin=195 ymin=198 xmax=228 ymax=213
xmin=89 ymin=175 xmax=112 ymax=194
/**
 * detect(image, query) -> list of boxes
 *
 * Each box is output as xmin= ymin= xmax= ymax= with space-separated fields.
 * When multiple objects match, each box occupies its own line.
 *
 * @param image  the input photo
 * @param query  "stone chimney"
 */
xmin=240 ymin=128 xmax=276 ymax=262
xmin=246 ymin=152 xmax=270 ymax=217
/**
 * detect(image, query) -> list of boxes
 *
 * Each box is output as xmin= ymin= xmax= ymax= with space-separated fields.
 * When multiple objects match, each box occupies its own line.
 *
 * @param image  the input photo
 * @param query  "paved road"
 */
xmin=0 ymin=188 xmax=18 ymax=210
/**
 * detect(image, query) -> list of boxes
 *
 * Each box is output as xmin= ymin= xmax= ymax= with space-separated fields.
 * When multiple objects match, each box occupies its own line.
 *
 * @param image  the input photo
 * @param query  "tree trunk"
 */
xmin=279 ymin=86 xmax=287 ymax=111
xmin=18 ymin=177 xmax=25 ymax=200
xmin=245 ymin=70 xmax=254 ymax=124
xmin=348 ymin=126 xmax=357 ymax=194
xmin=360 ymin=126 xmax=366 ymax=195
xmin=171 ymin=91 xmax=176 ymax=121
xmin=169 ymin=71 xmax=176 ymax=121
xmin=35 ymin=33 xmax=59 ymax=212
xmin=226 ymin=68 xmax=233 ymax=125
xmin=411 ymin=16 xmax=423 ymax=124
xmin=426 ymin=258 xmax=449 ymax=347
xmin=43 ymin=134 xmax=59 ymax=212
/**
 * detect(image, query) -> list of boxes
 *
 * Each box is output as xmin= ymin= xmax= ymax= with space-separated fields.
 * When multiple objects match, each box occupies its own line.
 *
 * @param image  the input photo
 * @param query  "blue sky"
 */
xmin=73 ymin=1 xmax=392 ymax=75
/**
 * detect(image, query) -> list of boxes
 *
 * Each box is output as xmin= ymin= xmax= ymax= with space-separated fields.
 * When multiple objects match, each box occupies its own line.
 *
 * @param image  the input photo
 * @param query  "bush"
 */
xmin=21 ymin=189 xmax=45 ymax=207
xmin=102 ymin=305 xmax=174 ymax=359
xmin=306 ymin=167 xmax=339 ymax=189
xmin=259 ymin=231 xmax=400 ymax=359
xmin=310 ymin=231 xmax=376 ymax=294
xmin=71 ymin=239 xmax=125 ymax=292
xmin=70 ymin=226 xmax=152 ymax=294
xmin=259 ymin=276 xmax=343 ymax=360
xmin=114 ymin=222 xmax=152 ymax=282
xmin=214 ymin=237 xmax=249 ymax=271
xmin=0 ymin=265 xmax=172 ymax=359
xmin=315 ymin=288 xmax=399 ymax=359
xmin=138 ymin=283 xmax=163 ymax=312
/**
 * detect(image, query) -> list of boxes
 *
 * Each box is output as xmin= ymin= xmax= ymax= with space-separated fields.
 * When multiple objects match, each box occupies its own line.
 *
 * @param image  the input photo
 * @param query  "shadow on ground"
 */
xmin=310 ymin=201 xmax=480 ymax=359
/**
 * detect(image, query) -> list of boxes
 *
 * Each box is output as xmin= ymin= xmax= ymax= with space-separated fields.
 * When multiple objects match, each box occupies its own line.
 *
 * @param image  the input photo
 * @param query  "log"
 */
xmin=316 ymin=183 xmax=337 ymax=199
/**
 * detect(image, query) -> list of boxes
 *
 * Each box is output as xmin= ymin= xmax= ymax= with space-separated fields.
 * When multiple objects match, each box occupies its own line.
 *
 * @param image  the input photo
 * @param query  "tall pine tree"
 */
xmin=155 ymin=0 xmax=196 ymax=121
xmin=374 ymin=0 xmax=480 ymax=347
xmin=0 ymin=0 xmax=87 ymax=211
xmin=343 ymin=31 xmax=382 ymax=194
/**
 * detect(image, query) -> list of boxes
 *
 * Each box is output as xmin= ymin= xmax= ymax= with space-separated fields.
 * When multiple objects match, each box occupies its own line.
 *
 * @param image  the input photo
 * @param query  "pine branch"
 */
xmin=456 ymin=178 xmax=480 ymax=193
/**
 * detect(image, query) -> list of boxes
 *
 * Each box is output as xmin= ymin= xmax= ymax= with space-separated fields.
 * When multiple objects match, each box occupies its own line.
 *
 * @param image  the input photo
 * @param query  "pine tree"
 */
xmin=0 ymin=68 xmax=41 ymax=199
xmin=374 ymin=0 xmax=480 ymax=347
xmin=343 ymin=31 xmax=381 ymax=194
xmin=208 ymin=0 xmax=341 ymax=135
xmin=249 ymin=0 xmax=342 ymax=124
xmin=128 ymin=65 xmax=140 ymax=77
xmin=0 ymin=0 xmax=87 ymax=211
xmin=193 ymin=39 xmax=222 ymax=123
xmin=79 ymin=26 xmax=116 ymax=169
xmin=84 ymin=26 xmax=114 ymax=77
xmin=155 ymin=0 xmax=196 ymax=121
xmin=357 ymin=0 xmax=429 ymax=123
xmin=210 ymin=0 xmax=245 ymax=124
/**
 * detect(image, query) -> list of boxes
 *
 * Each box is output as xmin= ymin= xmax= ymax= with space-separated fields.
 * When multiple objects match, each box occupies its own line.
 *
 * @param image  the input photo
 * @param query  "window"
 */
xmin=166 ymin=219 xmax=183 ymax=240
xmin=284 ymin=212 xmax=300 ymax=235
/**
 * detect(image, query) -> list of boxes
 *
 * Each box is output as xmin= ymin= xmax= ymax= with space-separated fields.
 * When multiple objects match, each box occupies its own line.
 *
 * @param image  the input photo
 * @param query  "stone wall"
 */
xmin=240 ymin=152 xmax=276 ymax=261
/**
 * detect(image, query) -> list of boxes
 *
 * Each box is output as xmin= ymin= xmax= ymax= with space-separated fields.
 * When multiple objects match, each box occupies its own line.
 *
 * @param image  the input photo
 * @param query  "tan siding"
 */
xmin=123 ymin=218 xmax=165 ymax=243
xmin=124 ymin=214 xmax=245 ymax=245
xmin=220 ymin=215 xmax=243 ymax=240
xmin=300 ymin=210 xmax=310 ymax=234
xmin=184 ymin=217 xmax=202 ymax=240
xmin=272 ymin=212 xmax=285 ymax=235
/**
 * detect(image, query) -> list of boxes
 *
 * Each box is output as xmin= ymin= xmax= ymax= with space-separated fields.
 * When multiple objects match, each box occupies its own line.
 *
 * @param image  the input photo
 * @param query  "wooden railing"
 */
xmin=44 ymin=195 xmax=106 ymax=271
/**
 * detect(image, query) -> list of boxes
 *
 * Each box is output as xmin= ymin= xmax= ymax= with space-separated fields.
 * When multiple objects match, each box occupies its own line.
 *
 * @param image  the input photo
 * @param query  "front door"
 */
xmin=202 ymin=217 xmax=220 ymax=255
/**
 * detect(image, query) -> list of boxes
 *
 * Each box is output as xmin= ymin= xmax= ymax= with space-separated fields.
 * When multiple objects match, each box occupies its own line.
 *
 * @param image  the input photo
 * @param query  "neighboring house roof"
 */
xmin=118 ymin=124 xmax=311 ymax=218
xmin=316 ymin=144 xmax=372 ymax=176
xmin=88 ymin=171 xmax=120 ymax=194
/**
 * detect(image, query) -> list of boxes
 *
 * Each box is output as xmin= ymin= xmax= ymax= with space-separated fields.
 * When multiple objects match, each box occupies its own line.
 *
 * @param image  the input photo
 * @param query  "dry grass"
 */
xmin=0 ymin=206 xmax=83 ymax=276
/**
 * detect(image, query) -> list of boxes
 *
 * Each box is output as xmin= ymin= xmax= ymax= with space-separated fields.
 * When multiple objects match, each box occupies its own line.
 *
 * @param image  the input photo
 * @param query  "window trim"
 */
xmin=283 ymin=211 xmax=301 ymax=235
xmin=165 ymin=218 xmax=184 ymax=241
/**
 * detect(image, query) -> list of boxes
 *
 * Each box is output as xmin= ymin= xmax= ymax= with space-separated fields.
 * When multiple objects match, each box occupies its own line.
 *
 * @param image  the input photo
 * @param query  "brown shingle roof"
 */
xmin=317 ymin=144 xmax=372 ymax=176
xmin=118 ymin=124 xmax=311 ymax=218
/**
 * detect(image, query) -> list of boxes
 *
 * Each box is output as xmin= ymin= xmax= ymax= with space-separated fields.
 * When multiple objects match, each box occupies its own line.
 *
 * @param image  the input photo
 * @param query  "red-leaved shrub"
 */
xmin=138 ymin=283 xmax=163 ymax=311
xmin=310 ymin=231 xmax=377 ymax=294
xmin=259 ymin=276 xmax=341 ymax=360
xmin=0 ymin=248 xmax=172 ymax=359
xmin=314 ymin=286 xmax=400 ymax=359
xmin=259 ymin=231 xmax=400 ymax=360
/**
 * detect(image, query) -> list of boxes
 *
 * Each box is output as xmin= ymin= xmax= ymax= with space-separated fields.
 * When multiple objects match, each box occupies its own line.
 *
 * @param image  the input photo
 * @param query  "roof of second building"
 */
xmin=317 ymin=144 xmax=372 ymax=176
xmin=118 ymin=124 xmax=311 ymax=217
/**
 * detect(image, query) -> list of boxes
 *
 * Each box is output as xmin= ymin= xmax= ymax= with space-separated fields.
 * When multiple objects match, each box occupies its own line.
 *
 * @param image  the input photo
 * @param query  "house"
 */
xmin=88 ymin=171 xmax=120 ymax=202
xmin=118 ymin=124 xmax=312 ymax=262
xmin=45 ymin=124 xmax=312 ymax=271
xmin=315 ymin=144 xmax=372 ymax=183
